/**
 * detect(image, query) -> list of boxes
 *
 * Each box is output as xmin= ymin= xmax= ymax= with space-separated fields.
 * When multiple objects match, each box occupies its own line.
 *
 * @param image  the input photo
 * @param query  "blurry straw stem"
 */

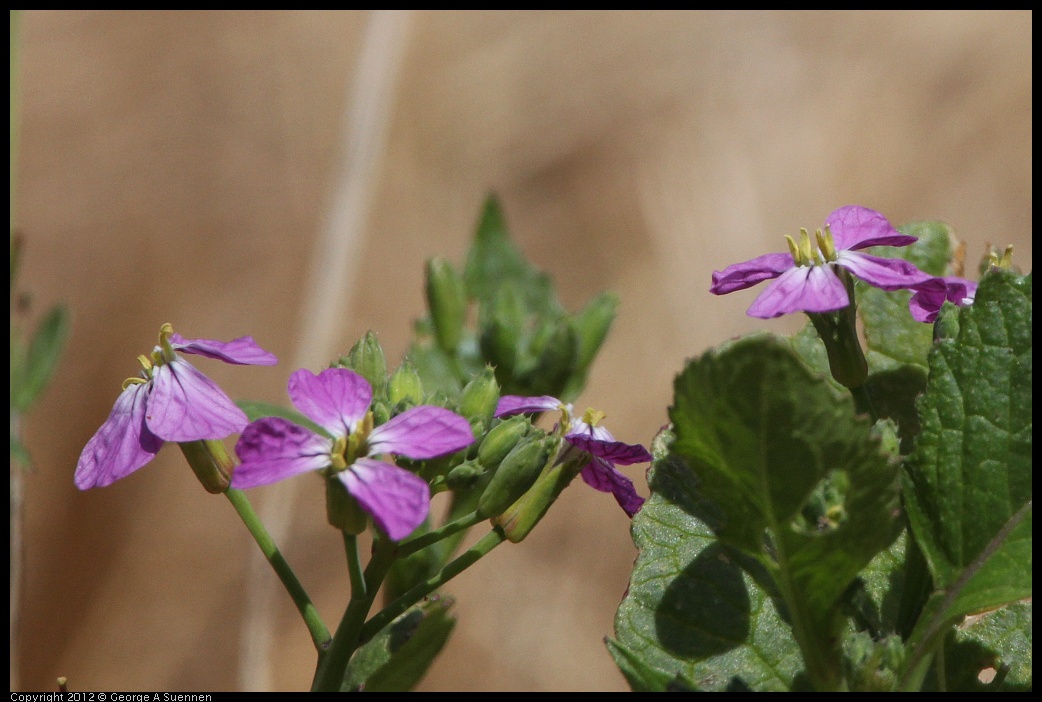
xmin=237 ymin=10 xmax=413 ymax=692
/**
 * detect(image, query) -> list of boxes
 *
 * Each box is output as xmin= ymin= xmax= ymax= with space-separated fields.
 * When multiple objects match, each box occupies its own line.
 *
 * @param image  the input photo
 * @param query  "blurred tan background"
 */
xmin=11 ymin=10 xmax=1032 ymax=692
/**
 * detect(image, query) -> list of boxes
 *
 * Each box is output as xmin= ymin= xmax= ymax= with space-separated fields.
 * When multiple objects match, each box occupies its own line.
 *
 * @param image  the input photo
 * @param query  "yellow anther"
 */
xmin=798 ymin=229 xmax=817 ymax=265
xmin=998 ymin=244 xmax=1015 ymax=269
xmin=121 ymin=376 xmax=149 ymax=391
xmin=157 ymin=323 xmax=177 ymax=363
xmin=330 ymin=435 xmax=349 ymax=471
xmin=816 ymin=225 xmax=837 ymax=262
xmin=582 ymin=408 xmax=607 ymax=427
xmin=785 ymin=235 xmax=802 ymax=266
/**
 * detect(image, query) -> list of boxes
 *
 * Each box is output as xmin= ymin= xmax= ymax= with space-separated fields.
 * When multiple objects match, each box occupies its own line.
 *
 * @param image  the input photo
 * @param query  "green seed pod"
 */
xmin=477 ymin=435 xmax=556 ymax=519
xmin=492 ymin=455 xmax=583 ymax=543
xmin=388 ymin=360 xmax=424 ymax=407
xmin=339 ymin=331 xmax=387 ymax=393
xmin=425 ymin=257 xmax=468 ymax=354
xmin=445 ymin=459 xmax=488 ymax=491
xmin=476 ymin=415 xmax=531 ymax=470
xmin=458 ymin=365 xmax=500 ymax=430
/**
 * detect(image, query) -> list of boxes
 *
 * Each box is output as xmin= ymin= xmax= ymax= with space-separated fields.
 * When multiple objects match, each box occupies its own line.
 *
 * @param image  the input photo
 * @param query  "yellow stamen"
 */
xmin=999 ymin=244 xmax=1015 ymax=269
xmin=798 ymin=228 xmax=816 ymax=265
xmin=157 ymin=322 xmax=177 ymax=363
xmin=785 ymin=235 xmax=802 ymax=266
xmin=582 ymin=408 xmax=607 ymax=427
xmin=121 ymin=376 xmax=149 ymax=391
xmin=330 ymin=435 xmax=349 ymax=471
xmin=816 ymin=225 xmax=837 ymax=262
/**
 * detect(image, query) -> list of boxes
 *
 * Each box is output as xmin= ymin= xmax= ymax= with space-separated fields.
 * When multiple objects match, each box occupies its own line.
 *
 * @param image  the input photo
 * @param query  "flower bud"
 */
xmin=477 ymin=435 xmax=557 ymax=519
xmin=492 ymin=454 xmax=583 ymax=542
xmin=425 ymin=257 xmax=468 ymax=354
xmin=445 ymin=458 xmax=488 ymax=491
xmin=326 ymin=475 xmax=367 ymax=533
xmin=388 ymin=360 xmax=424 ymax=407
xmin=479 ymin=281 xmax=526 ymax=378
xmin=570 ymin=291 xmax=617 ymax=374
xmin=458 ymin=366 xmax=500 ymax=431
xmin=519 ymin=320 xmax=578 ymax=398
xmin=476 ymin=415 xmax=531 ymax=469
xmin=339 ymin=331 xmax=387 ymax=393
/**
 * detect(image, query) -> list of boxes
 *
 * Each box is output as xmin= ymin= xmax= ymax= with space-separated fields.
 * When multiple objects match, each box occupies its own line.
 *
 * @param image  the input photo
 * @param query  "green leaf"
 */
xmin=605 ymin=638 xmax=696 ymax=692
xmin=235 ymin=399 xmax=329 ymax=439
xmin=611 ymin=439 xmax=804 ymax=691
xmin=342 ymin=597 xmax=457 ymax=692
xmin=405 ymin=341 xmax=463 ymax=396
xmin=933 ymin=600 xmax=1032 ymax=691
xmin=463 ymin=194 xmax=560 ymax=316
xmin=14 ymin=304 xmax=70 ymax=411
xmin=669 ymin=333 xmax=902 ymax=689
xmin=903 ymin=270 xmax=1032 ymax=624
xmin=859 ymin=220 xmax=953 ymax=371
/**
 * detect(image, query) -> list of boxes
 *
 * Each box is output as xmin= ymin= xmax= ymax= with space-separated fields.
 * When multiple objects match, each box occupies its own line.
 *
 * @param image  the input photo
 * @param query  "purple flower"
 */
xmin=908 ymin=276 xmax=978 ymax=323
xmin=710 ymin=206 xmax=934 ymax=319
xmin=231 ymin=367 xmax=475 ymax=540
xmin=494 ymin=395 xmax=651 ymax=517
xmin=75 ymin=324 xmax=278 ymax=490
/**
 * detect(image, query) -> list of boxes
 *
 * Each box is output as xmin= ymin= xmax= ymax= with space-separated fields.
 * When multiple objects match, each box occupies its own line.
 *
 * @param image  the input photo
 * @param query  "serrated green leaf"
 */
xmin=612 ymin=446 xmax=804 ymax=691
xmin=342 ymin=597 xmax=456 ymax=692
xmin=605 ymin=637 xmax=697 ymax=692
xmin=903 ymin=270 xmax=1032 ymax=623
xmin=235 ymin=399 xmax=330 ymax=439
xmin=669 ymin=333 xmax=901 ymax=689
xmin=14 ymin=304 xmax=70 ymax=411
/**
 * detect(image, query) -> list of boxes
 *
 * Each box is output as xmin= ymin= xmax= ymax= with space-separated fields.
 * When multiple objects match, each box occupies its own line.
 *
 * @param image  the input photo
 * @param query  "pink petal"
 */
xmin=171 ymin=333 xmax=278 ymax=366
xmin=746 ymin=265 xmax=849 ymax=318
xmin=566 ymin=433 xmax=652 ymax=465
xmin=908 ymin=276 xmax=977 ymax=323
xmin=836 ymin=251 xmax=933 ymax=291
xmin=147 ymin=358 xmax=249 ymax=442
xmin=75 ymin=382 xmax=163 ymax=489
xmin=710 ymin=252 xmax=794 ymax=295
xmin=339 ymin=457 xmax=431 ymax=540
xmin=230 ymin=417 xmax=332 ymax=489
xmin=287 ymin=367 xmax=372 ymax=437
xmin=580 ymin=458 xmax=645 ymax=517
xmin=825 ymin=205 xmax=917 ymax=251
xmin=494 ymin=395 xmax=563 ymax=418
xmin=367 ymin=406 xmax=475 ymax=460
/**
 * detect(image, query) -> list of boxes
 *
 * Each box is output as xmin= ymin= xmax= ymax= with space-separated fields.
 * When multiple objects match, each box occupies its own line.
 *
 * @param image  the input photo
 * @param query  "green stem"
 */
xmin=343 ymin=532 xmax=367 ymax=598
xmin=310 ymin=535 xmax=398 ymax=692
xmin=224 ymin=488 xmax=330 ymax=651
xmin=849 ymin=383 xmax=879 ymax=423
xmin=397 ymin=510 xmax=483 ymax=558
xmin=359 ymin=528 xmax=506 ymax=646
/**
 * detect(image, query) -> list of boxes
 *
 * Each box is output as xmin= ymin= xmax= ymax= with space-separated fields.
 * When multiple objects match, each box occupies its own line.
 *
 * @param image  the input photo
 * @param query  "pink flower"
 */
xmin=710 ymin=206 xmax=933 ymax=319
xmin=231 ymin=367 xmax=474 ymax=540
xmin=75 ymin=325 xmax=277 ymax=490
xmin=494 ymin=395 xmax=651 ymax=517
